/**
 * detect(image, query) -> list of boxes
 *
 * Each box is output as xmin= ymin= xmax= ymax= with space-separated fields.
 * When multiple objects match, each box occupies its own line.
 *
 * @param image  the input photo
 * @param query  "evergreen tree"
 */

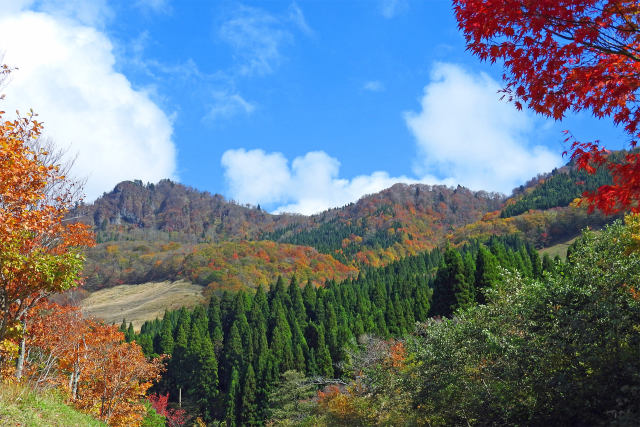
xmin=196 ymin=334 xmax=219 ymax=422
xmin=542 ymin=253 xmax=555 ymax=273
xmin=267 ymin=370 xmax=316 ymax=425
xmin=269 ymin=301 xmax=294 ymax=373
xmin=225 ymin=367 xmax=240 ymax=427
xmin=223 ymin=322 xmax=243 ymax=389
xmin=475 ymin=245 xmax=500 ymax=304
xmin=431 ymin=248 xmax=474 ymax=316
xmin=240 ymin=364 xmax=259 ymax=426
xmin=207 ymin=294 xmax=222 ymax=337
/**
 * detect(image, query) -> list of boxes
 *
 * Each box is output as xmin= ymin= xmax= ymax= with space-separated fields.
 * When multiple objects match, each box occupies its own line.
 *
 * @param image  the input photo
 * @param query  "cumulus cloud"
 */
xmin=0 ymin=0 xmax=112 ymax=27
xmin=221 ymin=149 xmax=417 ymax=214
xmin=0 ymin=7 xmax=177 ymax=200
xmin=221 ymin=63 xmax=562 ymax=214
xmin=404 ymin=63 xmax=561 ymax=194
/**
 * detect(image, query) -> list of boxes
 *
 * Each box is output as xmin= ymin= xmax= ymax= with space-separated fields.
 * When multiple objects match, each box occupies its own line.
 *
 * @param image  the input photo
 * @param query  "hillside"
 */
xmin=263 ymin=183 xmax=504 ymax=265
xmin=0 ymin=383 xmax=106 ymax=427
xmin=76 ymin=179 xmax=303 ymax=243
xmin=76 ymin=161 xmax=618 ymax=295
xmin=82 ymin=239 xmax=357 ymax=292
xmin=81 ymin=280 xmax=205 ymax=330
xmin=77 ymin=180 xmax=504 ymax=292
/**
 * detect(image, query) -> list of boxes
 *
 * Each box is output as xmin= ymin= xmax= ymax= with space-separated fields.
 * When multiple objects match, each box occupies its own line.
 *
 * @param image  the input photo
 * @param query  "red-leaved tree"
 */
xmin=148 ymin=393 xmax=187 ymax=427
xmin=453 ymin=0 xmax=640 ymax=214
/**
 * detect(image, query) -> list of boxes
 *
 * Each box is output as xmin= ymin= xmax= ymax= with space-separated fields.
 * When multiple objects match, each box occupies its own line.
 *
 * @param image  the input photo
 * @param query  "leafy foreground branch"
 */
xmin=277 ymin=217 xmax=640 ymax=426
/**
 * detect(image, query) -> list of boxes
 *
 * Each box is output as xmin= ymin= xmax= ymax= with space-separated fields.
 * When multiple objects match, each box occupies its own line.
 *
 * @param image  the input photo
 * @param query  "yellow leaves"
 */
xmin=570 ymin=197 xmax=584 ymax=208
xmin=624 ymin=213 xmax=640 ymax=253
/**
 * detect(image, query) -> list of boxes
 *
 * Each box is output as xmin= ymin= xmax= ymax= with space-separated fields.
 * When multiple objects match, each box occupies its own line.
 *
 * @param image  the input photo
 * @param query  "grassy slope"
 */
xmin=538 ymin=230 xmax=602 ymax=259
xmin=0 ymin=382 xmax=105 ymax=426
xmin=538 ymin=236 xmax=579 ymax=259
xmin=81 ymin=280 xmax=205 ymax=330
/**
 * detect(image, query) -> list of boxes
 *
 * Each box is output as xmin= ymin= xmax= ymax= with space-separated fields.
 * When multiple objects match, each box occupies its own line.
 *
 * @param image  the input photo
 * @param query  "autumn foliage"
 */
xmin=0 ymin=86 xmax=93 ymax=364
xmin=0 ymin=67 xmax=161 ymax=426
xmin=26 ymin=303 xmax=165 ymax=426
xmin=148 ymin=392 xmax=187 ymax=426
xmin=454 ymin=0 xmax=640 ymax=214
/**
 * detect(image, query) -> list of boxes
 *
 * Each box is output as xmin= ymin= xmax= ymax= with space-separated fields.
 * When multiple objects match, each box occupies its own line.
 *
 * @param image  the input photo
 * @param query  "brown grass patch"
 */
xmin=80 ymin=280 xmax=205 ymax=331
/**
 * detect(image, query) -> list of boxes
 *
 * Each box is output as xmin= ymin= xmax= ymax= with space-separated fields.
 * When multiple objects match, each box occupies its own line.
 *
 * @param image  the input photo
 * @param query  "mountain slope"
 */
xmin=77 ymin=179 xmax=303 ymax=243
xmin=263 ymin=183 xmax=504 ymax=265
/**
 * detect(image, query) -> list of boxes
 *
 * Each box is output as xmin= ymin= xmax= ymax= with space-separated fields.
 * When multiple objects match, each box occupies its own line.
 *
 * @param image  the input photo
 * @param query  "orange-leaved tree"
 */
xmin=0 ymin=65 xmax=94 ymax=370
xmin=453 ymin=0 xmax=640 ymax=214
xmin=27 ymin=303 xmax=165 ymax=426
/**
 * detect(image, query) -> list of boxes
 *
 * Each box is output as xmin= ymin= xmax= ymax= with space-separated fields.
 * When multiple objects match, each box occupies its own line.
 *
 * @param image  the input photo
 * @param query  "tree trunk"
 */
xmin=71 ymin=364 xmax=80 ymax=399
xmin=15 ymin=320 xmax=26 ymax=379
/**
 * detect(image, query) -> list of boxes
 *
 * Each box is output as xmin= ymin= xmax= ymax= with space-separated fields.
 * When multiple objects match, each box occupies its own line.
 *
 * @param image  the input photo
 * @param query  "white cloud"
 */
xmin=218 ymin=3 xmax=312 ymax=77
xmin=363 ymin=80 xmax=385 ymax=92
xmin=206 ymin=91 xmax=256 ymax=121
xmin=288 ymin=2 xmax=313 ymax=36
xmin=221 ymin=63 xmax=562 ymax=214
xmin=404 ymin=63 xmax=561 ymax=194
xmin=0 ymin=8 xmax=177 ymax=201
xmin=219 ymin=5 xmax=292 ymax=76
xmin=135 ymin=0 xmax=171 ymax=14
xmin=0 ymin=0 xmax=112 ymax=27
xmin=221 ymin=149 xmax=417 ymax=214
xmin=221 ymin=149 xmax=291 ymax=204
xmin=379 ymin=0 xmax=408 ymax=19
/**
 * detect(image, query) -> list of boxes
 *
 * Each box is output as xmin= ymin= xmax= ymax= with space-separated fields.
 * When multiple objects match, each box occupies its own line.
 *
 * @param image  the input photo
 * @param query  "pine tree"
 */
xmin=302 ymin=280 xmax=317 ymax=321
xmin=268 ymin=370 xmax=316 ymax=424
xmin=529 ymin=246 xmax=543 ymax=278
xmin=223 ymin=322 xmax=243 ymax=389
xmin=315 ymin=326 xmax=334 ymax=377
xmin=207 ymin=294 xmax=222 ymax=338
xmin=126 ymin=322 xmax=135 ymax=342
xmin=289 ymin=276 xmax=307 ymax=325
xmin=268 ymin=299 xmax=294 ymax=372
xmin=542 ymin=253 xmax=555 ymax=273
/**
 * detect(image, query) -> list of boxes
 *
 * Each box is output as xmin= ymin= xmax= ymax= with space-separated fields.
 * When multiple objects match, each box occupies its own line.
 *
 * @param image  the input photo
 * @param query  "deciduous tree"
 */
xmin=0 ymin=67 xmax=93 ymax=369
xmin=454 ymin=0 xmax=640 ymax=214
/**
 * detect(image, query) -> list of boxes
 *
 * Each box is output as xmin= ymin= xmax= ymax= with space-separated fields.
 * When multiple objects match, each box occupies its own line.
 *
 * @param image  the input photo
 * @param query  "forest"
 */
xmin=126 ymin=235 xmax=553 ymax=424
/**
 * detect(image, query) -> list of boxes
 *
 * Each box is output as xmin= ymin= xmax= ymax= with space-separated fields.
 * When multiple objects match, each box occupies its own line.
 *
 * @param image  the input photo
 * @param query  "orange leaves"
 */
xmin=387 ymin=341 xmax=407 ymax=370
xmin=0 ymin=84 xmax=94 ymax=360
xmin=27 ymin=303 xmax=165 ymax=426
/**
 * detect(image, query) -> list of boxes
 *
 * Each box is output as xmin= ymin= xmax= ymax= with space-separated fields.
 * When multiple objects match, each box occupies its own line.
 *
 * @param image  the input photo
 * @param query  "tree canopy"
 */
xmin=454 ymin=0 xmax=640 ymax=214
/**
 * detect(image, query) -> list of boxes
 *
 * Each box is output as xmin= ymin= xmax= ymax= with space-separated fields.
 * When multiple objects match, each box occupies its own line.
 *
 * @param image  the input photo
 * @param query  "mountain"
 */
xmin=75 ymin=157 xmax=619 ymax=293
xmin=262 ymin=183 xmax=504 ymax=265
xmin=76 ymin=180 xmax=506 ymax=291
xmin=76 ymin=179 xmax=303 ymax=243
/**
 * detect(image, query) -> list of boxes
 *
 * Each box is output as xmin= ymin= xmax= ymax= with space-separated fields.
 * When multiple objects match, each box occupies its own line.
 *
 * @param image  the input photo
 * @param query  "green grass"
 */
xmin=538 ymin=235 xmax=579 ymax=260
xmin=538 ymin=229 xmax=602 ymax=260
xmin=0 ymin=382 xmax=105 ymax=426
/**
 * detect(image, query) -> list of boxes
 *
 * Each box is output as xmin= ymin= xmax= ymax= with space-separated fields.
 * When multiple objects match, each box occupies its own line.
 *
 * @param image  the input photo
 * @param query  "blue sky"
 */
xmin=0 ymin=0 xmax=628 ymax=213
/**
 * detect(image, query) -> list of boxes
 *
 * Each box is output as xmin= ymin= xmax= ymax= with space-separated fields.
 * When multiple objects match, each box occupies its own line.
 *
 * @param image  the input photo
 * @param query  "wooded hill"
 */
xmin=127 ymin=233 xmax=551 ymax=425
xmin=76 ymin=155 xmax=618 ymax=293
